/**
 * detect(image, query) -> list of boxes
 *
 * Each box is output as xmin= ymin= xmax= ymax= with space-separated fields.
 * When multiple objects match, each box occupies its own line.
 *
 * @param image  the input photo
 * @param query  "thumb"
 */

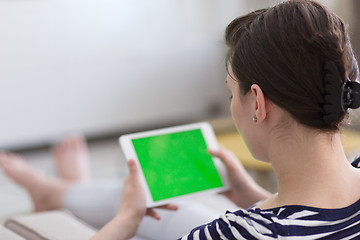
xmin=128 ymin=159 xmax=139 ymax=177
xmin=208 ymin=146 xmax=245 ymax=174
xmin=208 ymin=146 xmax=237 ymax=166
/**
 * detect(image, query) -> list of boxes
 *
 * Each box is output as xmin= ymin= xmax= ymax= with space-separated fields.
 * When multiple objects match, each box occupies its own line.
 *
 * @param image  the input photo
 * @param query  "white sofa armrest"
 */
xmin=0 ymin=225 xmax=26 ymax=240
xmin=4 ymin=210 xmax=96 ymax=240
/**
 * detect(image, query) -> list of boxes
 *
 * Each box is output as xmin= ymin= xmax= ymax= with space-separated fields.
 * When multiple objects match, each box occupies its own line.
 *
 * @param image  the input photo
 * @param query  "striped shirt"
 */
xmin=180 ymin=157 xmax=360 ymax=240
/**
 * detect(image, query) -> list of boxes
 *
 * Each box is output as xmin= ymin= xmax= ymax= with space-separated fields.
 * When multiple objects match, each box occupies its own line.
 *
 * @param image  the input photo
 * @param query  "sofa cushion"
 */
xmin=4 ymin=210 xmax=96 ymax=240
xmin=0 ymin=225 xmax=26 ymax=240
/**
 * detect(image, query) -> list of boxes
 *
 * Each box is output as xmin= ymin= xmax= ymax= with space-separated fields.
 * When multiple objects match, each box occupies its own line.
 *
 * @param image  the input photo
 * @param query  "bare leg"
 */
xmin=0 ymin=134 xmax=92 ymax=213
xmin=53 ymin=134 xmax=91 ymax=182
xmin=0 ymin=138 xmax=224 ymax=238
xmin=0 ymin=152 xmax=71 ymax=212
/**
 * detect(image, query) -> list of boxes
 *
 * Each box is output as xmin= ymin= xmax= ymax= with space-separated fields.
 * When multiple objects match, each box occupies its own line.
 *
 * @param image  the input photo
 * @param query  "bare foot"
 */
xmin=0 ymin=152 xmax=71 ymax=212
xmin=53 ymin=134 xmax=91 ymax=183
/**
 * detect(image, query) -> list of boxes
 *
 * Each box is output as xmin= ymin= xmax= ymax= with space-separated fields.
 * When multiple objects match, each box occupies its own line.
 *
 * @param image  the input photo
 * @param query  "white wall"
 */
xmin=0 ymin=0 xmax=340 ymax=149
xmin=0 ymin=0 xmax=255 ymax=149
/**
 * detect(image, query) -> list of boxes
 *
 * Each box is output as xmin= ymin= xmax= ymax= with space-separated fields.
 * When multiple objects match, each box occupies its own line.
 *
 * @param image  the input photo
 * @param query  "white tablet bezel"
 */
xmin=119 ymin=122 xmax=230 ymax=208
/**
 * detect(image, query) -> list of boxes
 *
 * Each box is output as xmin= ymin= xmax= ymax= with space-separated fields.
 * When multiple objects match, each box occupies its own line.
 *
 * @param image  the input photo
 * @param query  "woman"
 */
xmin=1 ymin=0 xmax=360 ymax=239
xmin=93 ymin=0 xmax=360 ymax=239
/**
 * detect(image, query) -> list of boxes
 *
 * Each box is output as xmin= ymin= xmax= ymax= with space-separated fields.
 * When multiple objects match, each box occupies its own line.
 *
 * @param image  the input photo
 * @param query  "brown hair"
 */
xmin=225 ymin=0 xmax=359 ymax=131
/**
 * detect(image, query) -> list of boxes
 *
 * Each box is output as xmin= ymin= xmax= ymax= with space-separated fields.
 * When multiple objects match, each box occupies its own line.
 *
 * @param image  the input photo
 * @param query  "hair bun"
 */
xmin=323 ymin=61 xmax=360 ymax=125
xmin=323 ymin=61 xmax=343 ymax=124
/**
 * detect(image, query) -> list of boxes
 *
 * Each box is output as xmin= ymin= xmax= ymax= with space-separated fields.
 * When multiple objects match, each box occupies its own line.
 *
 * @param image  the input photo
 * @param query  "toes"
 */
xmin=0 ymin=152 xmax=6 ymax=163
xmin=71 ymin=134 xmax=87 ymax=150
xmin=0 ymin=151 xmax=9 ymax=159
xmin=53 ymin=134 xmax=89 ymax=158
xmin=54 ymin=134 xmax=85 ymax=152
xmin=52 ymin=133 xmax=91 ymax=182
xmin=53 ymin=138 xmax=68 ymax=156
xmin=0 ymin=153 xmax=7 ymax=168
xmin=0 ymin=152 xmax=32 ymax=180
xmin=0 ymin=152 xmax=16 ymax=167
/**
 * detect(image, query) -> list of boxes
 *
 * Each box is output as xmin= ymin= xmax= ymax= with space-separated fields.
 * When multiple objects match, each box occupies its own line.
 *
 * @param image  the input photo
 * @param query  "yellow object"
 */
xmin=216 ymin=129 xmax=360 ymax=171
xmin=342 ymin=129 xmax=360 ymax=156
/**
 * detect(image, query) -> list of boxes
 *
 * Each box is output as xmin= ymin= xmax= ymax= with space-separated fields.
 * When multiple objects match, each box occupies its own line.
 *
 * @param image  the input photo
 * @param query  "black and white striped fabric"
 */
xmin=180 ymin=157 xmax=360 ymax=240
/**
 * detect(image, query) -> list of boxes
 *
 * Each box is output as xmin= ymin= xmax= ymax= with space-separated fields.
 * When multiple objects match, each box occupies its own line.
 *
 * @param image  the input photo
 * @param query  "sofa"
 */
xmin=1 ymin=210 xmax=96 ymax=240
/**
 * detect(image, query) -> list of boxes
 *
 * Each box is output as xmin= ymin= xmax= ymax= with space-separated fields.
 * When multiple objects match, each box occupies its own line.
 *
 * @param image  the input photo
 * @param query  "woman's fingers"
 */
xmin=128 ymin=159 xmax=139 ymax=178
xmin=145 ymin=204 xmax=178 ymax=221
xmin=127 ymin=159 xmax=178 ymax=221
xmin=208 ymin=145 xmax=242 ymax=172
xmin=219 ymin=190 xmax=233 ymax=199
xmin=146 ymin=209 xmax=161 ymax=220
xmin=155 ymin=204 xmax=179 ymax=211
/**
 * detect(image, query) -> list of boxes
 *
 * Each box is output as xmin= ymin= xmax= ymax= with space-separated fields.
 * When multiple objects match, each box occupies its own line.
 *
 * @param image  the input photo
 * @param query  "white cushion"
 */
xmin=0 ymin=225 xmax=25 ymax=240
xmin=4 ymin=210 xmax=96 ymax=240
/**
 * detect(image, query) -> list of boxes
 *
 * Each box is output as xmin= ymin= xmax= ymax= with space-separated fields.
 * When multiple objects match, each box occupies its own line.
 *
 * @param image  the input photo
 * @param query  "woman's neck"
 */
xmin=266 ymin=127 xmax=360 ymax=209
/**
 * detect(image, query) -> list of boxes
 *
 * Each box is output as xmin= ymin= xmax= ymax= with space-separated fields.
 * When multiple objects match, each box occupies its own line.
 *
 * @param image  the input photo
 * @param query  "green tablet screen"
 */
xmin=132 ymin=129 xmax=224 ymax=201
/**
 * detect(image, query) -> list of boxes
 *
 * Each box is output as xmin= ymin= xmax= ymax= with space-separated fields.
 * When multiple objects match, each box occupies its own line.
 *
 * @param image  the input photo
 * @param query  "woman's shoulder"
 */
xmin=179 ymin=208 xmax=279 ymax=240
xmin=181 ymin=199 xmax=360 ymax=240
xmin=180 ymin=157 xmax=360 ymax=239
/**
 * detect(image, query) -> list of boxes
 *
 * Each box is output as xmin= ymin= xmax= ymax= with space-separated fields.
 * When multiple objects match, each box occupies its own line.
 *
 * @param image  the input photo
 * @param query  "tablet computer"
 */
xmin=119 ymin=122 xmax=229 ymax=207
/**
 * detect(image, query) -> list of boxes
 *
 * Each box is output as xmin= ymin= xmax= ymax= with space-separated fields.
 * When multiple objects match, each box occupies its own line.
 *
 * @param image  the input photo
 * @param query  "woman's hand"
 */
xmin=208 ymin=146 xmax=271 ymax=209
xmin=92 ymin=159 xmax=178 ymax=240
xmin=118 ymin=159 xmax=178 ymax=222
xmin=116 ymin=159 xmax=147 ymax=234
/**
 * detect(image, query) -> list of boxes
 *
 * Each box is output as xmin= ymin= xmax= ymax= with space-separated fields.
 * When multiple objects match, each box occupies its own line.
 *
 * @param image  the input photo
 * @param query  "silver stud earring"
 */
xmin=253 ymin=115 xmax=257 ymax=123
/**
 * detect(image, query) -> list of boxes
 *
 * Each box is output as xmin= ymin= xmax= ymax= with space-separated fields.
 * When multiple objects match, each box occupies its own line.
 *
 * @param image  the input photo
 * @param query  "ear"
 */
xmin=250 ymin=84 xmax=268 ymax=123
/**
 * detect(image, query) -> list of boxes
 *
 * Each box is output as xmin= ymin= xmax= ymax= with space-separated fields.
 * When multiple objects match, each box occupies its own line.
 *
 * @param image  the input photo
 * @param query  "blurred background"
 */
xmin=0 ymin=0 xmax=359 ymax=151
xmin=1 ymin=0 xmax=360 ymax=223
